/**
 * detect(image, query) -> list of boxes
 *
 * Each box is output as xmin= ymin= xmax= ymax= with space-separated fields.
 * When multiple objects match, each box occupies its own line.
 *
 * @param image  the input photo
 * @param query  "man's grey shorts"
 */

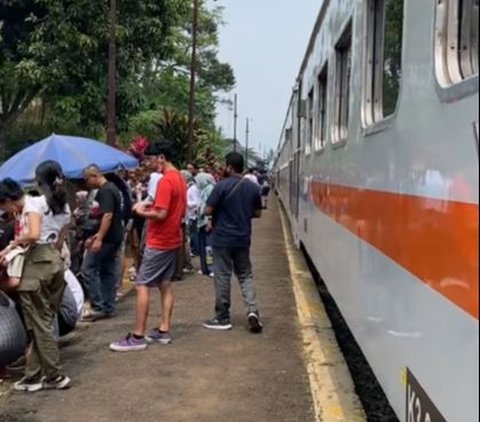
xmin=136 ymin=248 xmax=179 ymax=287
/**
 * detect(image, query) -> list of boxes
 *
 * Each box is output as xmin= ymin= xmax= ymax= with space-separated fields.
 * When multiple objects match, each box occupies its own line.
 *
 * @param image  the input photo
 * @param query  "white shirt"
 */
xmin=64 ymin=269 xmax=85 ymax=315
xmin=23 ymin=196 xmax=71 ymax=245
xmin=244 ymin=174 xmax=260 ymax=186
xmin=187 ymin=184 xmax=201 ymax=221
xmin=148 ymin=172 xmax=163 ymax=201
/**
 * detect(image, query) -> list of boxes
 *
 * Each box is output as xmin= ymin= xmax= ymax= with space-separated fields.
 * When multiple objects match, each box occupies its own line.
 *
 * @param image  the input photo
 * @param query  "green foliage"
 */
xmin=383 ymin=0 xmax=403 ymax=117
xmin=0 ymin=0 xmax=235 ymax=163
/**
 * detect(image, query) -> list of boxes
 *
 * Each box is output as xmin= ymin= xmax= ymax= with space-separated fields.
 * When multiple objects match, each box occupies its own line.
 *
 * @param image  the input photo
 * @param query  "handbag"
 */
xmin=0 ymin=290 xmax=27 ymax=367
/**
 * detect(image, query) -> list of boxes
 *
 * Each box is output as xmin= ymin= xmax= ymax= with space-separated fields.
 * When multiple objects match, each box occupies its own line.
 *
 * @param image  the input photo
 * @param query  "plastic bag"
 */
xmin=0 ymin=291 xmax=27 ymax=367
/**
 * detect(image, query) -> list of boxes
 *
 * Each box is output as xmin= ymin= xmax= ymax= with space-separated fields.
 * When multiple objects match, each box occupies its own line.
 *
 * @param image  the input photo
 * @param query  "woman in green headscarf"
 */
xmin=196 ymin=173 xmax=216 ymax=277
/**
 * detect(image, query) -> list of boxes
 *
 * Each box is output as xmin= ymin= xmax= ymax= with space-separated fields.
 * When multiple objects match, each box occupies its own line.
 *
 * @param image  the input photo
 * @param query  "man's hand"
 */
xmin=133 ymin=202 xmax=151 ymax=216
xmin=206 ymin=220 xmax=213 ymax=233
xmin=90 ymin=236 xmax=102 ymax=253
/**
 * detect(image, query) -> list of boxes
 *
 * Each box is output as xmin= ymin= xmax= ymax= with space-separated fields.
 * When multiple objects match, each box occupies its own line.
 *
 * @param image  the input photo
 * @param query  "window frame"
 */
xmin=435 ymin=0 xmax=479 ymax=90
xmin=363 ymin=0 xmax=404 ymax=129
xmin=333 ymin=22 xmax=353 ymax=145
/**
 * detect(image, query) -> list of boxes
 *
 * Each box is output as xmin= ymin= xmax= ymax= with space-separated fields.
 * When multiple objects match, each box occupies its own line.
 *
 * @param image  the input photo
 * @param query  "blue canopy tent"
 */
xmin=0 ymin=134 xmax=139 ymax=184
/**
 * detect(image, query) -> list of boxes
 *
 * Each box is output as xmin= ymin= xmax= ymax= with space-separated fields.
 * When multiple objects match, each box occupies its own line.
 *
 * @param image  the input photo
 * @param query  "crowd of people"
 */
xmin=0 ymin=140 xmax=271 ymax=392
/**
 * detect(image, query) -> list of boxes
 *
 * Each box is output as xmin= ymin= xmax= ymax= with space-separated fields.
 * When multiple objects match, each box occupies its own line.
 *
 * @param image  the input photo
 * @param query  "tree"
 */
xmin=0 ymin=0 xmax=188 ymax=147
xmin=139 ymin=2 xmax=235 ymax=126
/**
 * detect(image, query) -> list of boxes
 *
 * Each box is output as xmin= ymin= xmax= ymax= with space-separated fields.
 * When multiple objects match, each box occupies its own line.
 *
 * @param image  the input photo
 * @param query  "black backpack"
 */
xmin=106 ymin=174 xmax=133 ymax=224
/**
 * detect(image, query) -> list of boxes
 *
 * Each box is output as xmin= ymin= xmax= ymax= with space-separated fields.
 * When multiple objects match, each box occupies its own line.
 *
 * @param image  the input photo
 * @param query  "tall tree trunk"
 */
xmin=107 ymin=0 xmax=117 ymax=146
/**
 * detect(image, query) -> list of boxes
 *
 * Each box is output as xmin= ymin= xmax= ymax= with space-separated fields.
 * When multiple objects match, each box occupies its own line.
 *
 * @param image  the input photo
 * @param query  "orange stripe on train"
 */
xmin=310 ymin=181 xmax=479 ymax=320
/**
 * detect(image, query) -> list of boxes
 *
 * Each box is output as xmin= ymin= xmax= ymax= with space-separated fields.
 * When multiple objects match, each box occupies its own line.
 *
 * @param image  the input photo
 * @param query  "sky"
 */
xmin=212 ymin=0 xmax=321 ymax=157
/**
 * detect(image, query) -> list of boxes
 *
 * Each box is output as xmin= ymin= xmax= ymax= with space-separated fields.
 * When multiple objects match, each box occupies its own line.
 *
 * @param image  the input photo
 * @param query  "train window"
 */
xmin=315 ymin=64 xmax=328 ymax=150
xmin=306 ymin=88 xmax=314 ymax=154
xmin=333 ymin=23 xmax=352 ymax=143
xmin=436 ymin=0 xmax=479 ymax=86
xmin=364 ymin=0 xmax=404 ymax=125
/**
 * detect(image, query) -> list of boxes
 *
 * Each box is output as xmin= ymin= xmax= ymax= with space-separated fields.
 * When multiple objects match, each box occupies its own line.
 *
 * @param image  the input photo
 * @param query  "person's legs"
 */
xmin=99 ymin=243 xmax=121 ymax=316
xmin=233 ymin=248 xmax=262 ymax=333
xmin=81 ymin=250 xmax=104 ymax=314
xmin=232 ymin=248 xmax=258 ymax=314
xmin=110 ymin=247 xmax=175 ymax=352
xmin=202 ymin=248 xmax=233 ymax=330
xmin=18 ymin=290 xmax=61 ymax=388
xmin=133 ymin=285 xmax=150 ymax=337
xmin=158 ymin=282 xmax=174 ymax=333
xmin=184 ymin=224 xmax=193 ymax=272
xmin=189 ymin=221 xmax=199 ymax=256
xmin=115 ymin=241 xmax=127 ymax=295
xmin=198 ymin=227 xmax=208 ymax=275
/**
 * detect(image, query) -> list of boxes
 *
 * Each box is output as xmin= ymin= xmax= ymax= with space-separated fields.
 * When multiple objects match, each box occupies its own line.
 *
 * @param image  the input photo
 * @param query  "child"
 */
xmin=0 ymin=244 xmax=27 ymax=290
xmin=0 ymin=197 xmax=31 ymax=291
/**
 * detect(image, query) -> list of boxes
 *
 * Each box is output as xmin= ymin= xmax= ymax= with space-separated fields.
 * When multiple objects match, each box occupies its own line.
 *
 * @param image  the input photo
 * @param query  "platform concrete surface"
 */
xmin=0 ymin=199 xmax=317 ymax=422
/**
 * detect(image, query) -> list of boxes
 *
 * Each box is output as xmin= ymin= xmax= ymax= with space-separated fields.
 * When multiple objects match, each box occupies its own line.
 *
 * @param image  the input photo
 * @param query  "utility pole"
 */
xmin=187 ymin=0 xmax=200 ymax=162
xmin=233 ymin=93 xmax=238 ymax=152
xmin=245 ymin=118 xmax=250 ymax=166
xmin=106 ymin=0 xmax=117 ymax=146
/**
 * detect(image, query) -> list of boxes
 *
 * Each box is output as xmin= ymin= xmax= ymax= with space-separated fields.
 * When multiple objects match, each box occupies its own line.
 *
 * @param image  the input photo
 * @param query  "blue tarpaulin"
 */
xmin=0 ymin=134 xmax=139 ymax=183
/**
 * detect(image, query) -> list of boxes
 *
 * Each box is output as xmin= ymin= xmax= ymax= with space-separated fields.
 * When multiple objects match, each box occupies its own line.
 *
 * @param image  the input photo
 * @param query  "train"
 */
xmin=273 ymin=1 xmax=478 ymax=421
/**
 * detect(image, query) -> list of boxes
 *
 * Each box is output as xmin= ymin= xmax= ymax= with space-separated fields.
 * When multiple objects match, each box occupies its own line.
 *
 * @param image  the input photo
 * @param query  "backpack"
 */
xmin=106 ymin=174 xmax=133 ymax=224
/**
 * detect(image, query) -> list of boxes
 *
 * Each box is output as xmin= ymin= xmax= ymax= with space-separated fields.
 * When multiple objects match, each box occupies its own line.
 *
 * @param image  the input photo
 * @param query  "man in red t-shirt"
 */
xmin=110 ymin=141 xmax=187 ymax=352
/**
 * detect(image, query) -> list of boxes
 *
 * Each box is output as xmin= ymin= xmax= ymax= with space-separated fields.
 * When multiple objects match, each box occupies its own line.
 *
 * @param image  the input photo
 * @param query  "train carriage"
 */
xmin=274 ymin=1 xmax=479 ymax=421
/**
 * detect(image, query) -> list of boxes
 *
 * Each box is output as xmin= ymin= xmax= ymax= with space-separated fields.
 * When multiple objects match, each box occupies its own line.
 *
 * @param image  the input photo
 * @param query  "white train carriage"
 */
xmin=274 ymin=1 xmax=478 ymax=421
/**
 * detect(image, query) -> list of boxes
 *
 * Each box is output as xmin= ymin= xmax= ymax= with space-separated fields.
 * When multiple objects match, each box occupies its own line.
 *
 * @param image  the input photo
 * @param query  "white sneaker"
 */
xmin=13 ymin=377 xmax=44 ymax=393
xmin=43 ymin=375 xmax=71 ymax=390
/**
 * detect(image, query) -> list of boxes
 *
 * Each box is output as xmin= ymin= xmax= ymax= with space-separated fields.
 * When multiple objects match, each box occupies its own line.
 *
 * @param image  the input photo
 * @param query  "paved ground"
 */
xmin=0 ymin=198 xmax=315 ymax=422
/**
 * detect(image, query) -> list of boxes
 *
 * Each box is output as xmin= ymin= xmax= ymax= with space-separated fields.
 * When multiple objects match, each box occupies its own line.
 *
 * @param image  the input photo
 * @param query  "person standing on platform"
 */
xmin=0 ymin=161 xmax=72 ymax=392
xmin=244 ymin=168 xmax=260 ymax=186
xmin=81 ymin=165 xmax=124 ymax=321
xmin=147 ymin=157 xmax=164 ymax=203
xmin=186 ymin=162 xmax=199 ymax=179
xmin=110 ymin=141 xmax=187 ymax=352
xmin=186 ymin=171 xmax=201 ymax=256
xmin=196 ymin=173 xmax=216 ymax=277
xmin=202 ymin=152 xmax=263 ymax=333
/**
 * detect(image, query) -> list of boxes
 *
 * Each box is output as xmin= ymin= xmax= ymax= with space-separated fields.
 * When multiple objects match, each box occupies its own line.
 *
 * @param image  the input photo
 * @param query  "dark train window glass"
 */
xmin=334 ymin=23 xmax=352 ymax=143
xmin=307 ymin=88 xmax=314 ymax=154
xmin=316 ymin=64 xmax=328 ymax=150
xmin=364 ymin=0 xmax=404 ymax=125
xmin=459 ymin=0 xmax=479 ymax=79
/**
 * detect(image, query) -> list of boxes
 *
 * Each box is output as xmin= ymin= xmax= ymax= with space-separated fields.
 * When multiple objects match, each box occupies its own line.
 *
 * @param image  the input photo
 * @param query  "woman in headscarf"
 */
xmin=196 ymin=173 xmax=216 ymax=277
xmin=174 ymin=170 xmax=196 ymax=279
xmin=0 ymin=160 xmax=72 ymax=392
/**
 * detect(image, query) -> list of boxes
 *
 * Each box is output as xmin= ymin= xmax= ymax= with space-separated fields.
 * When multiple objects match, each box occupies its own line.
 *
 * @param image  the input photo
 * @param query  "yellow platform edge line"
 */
xmin=279 ymin=205 xmax=367 ymax=422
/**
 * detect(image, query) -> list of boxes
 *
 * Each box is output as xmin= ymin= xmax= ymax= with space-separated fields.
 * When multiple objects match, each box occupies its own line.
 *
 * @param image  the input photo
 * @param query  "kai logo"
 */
xmin=406 ymin=369 xmax=446 ymax=422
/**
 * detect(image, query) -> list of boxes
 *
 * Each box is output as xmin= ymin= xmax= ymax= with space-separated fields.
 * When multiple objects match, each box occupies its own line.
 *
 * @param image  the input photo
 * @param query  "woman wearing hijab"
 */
xmin=0 ymin=160 xmax=72 ymax=392
xmin=196 ymin=173 xmax=216 ymax=277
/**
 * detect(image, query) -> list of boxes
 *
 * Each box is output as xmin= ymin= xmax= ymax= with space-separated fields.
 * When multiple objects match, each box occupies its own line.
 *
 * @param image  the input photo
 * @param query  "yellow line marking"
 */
xmin=279 ymin=205 xmax=367 ymax=422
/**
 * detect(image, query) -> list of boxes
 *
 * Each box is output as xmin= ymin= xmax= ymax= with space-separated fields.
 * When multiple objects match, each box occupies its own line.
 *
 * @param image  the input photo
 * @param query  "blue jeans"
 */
xmin=82 ymin=242 xmax=121 ymax=315
xmin=198 ymin=227 xmax=213 ymax=276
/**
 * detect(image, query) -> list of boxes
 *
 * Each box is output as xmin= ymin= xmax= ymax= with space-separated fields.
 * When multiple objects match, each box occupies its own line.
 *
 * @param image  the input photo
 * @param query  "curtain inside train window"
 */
xmin=306 ymin=88 xmax=314 ymax=154
xmin=316 ymin=64 xmax=328 ymax=150
xmin=334 ymin=23 xmax=352 ymax=143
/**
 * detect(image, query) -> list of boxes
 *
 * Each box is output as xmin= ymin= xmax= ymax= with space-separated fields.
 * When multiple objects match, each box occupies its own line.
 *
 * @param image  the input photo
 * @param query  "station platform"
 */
xmin=0 ymin=198 xmax=364 ymax=422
